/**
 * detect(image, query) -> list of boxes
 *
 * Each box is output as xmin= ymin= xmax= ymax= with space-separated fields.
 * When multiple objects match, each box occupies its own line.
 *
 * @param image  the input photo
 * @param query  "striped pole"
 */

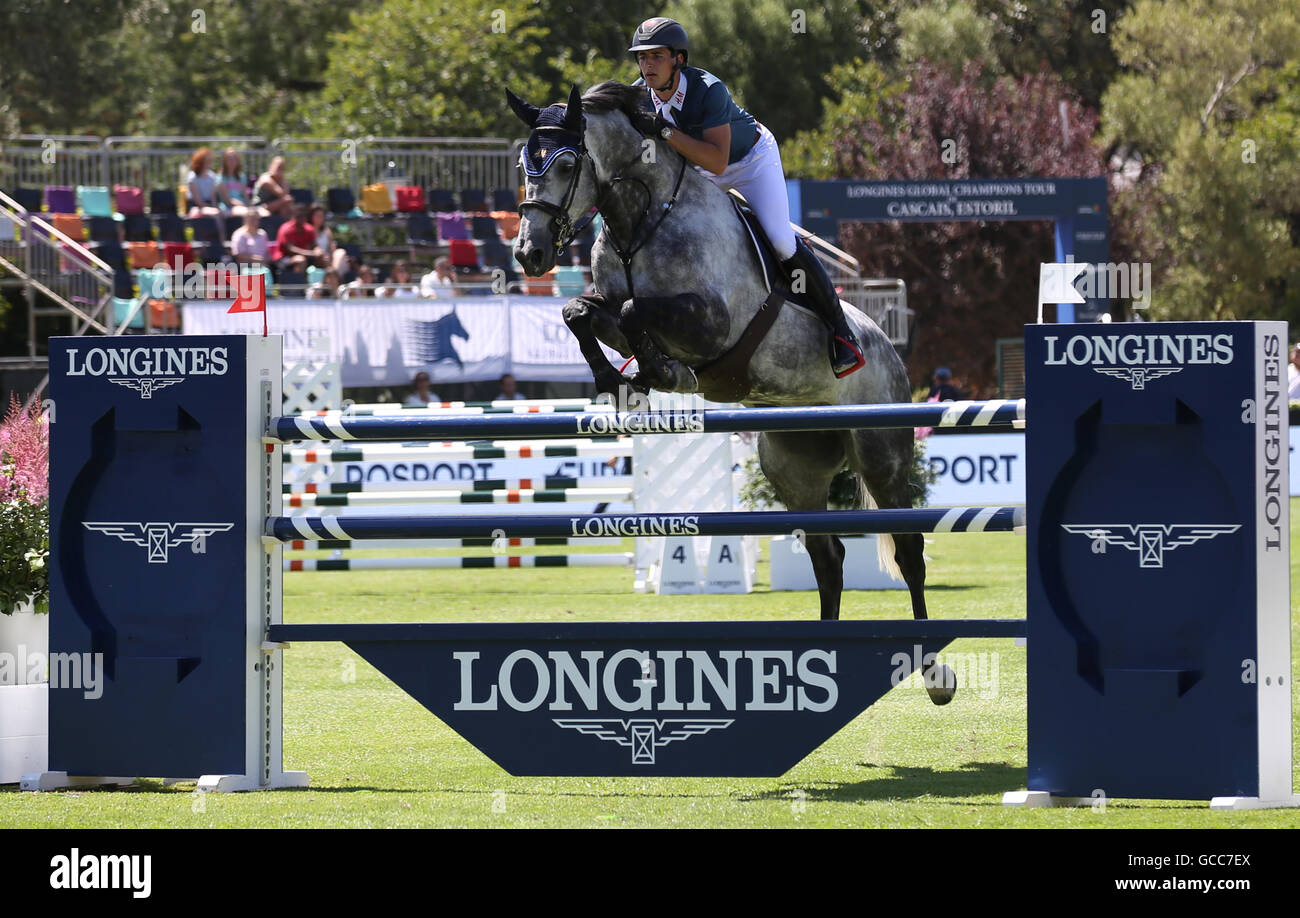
xmin=300 ymin=398 xmax=601 ymax=415
xmin=283 ymin=439 xmax=630 ymax=464
xmin=269 ymin=506 xmax=1025 ymax=542
xmin=283 ymin=487 xmax=634 ymax=508
xmin=283 ymin=476 xmax=630 ymax=495
xmin=270 ymin=400 xmax=1026 ymax=443
xmin=284 ymin=536 xmax=623 ymax=551
xmin=285 ymin=553 xmax=634 ymax=572
xmin=300 ymin=403 xmax=614 ymax=418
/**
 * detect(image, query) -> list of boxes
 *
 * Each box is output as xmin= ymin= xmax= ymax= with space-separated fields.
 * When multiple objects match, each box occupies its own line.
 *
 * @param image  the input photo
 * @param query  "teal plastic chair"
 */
xmin=135 ymin=266 xmax=173 ymax=299
xmin=555 ymin=265 xmax=587 ymax=296
xmin=77 ymin=185 xmax=114 ymax=218
xmin=112 ymin=296 xmax=146 ymax=330
xmin=237 ymin=263 xmax=274 ymax=298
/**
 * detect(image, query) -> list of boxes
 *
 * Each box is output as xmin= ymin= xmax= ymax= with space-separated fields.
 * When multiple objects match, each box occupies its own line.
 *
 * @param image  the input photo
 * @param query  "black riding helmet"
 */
xmin=628 ymin=16 xmax=689 ymax=62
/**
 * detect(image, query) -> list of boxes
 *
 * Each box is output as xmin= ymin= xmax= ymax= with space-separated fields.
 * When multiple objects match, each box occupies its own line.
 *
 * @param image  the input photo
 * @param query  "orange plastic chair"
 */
xmin=51 ymin=213 xmax=85 ymax=241
xmin=128 ymin=242 xmax=162 ymax=269
xmin=490 ymin=211 xmax=520 ymax=240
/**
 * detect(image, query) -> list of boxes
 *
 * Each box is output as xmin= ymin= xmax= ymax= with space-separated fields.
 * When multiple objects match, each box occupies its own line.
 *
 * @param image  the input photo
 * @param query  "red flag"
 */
xmin=228 ymin=272 xmax=268 ymax=336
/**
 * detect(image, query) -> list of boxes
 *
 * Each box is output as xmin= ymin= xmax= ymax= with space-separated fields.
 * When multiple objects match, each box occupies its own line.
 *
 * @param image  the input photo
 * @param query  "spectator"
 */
xmin=308 ymin=268 xmax=342 ymax=299
xmin=252 ymin=156 xmax=294 ymax=216
xmin=275 ymin=203 xmax=326 ymax=274
xmin=230 ymin=210 xmax=269 ymax=265
xmin=1289 ymin=344 xmax=1300 ymax=399
xmin=404 ymin=371 xmax=441 ymax=407
xmin=218 ymin=148 xmax=252 ymax=217
xmin=186 ymin=147 xmax=225 ymax=218
xmin=419 ymin=256 xmax=457 ymax=298
xmin=496 ymin=373 xmax=526 ymax=401
xmin=928 ymin=367 xmax=962 ymax=401
xmin=309 ymin=204 xmax=350 ymax=275
xmin=342 ymin=263 xmax=375 ymax=298
xmin=377 ymin=260 xmax=419 ymax=298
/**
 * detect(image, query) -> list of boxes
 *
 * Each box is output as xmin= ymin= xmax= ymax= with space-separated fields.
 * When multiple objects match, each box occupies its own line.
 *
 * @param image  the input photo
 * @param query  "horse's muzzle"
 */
xmin=514 ymin=243 xmax=552 ymax=277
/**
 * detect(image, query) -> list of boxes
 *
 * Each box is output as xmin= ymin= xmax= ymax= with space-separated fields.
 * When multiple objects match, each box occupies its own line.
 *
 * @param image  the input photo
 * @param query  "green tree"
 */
xmin=0 ymin=0 xmax=135 ymax=134
xmin=662 ymin=0 xmax=873 ymax=143
xmin=311 ymin=0 xmax=550 ymax=138
xmin=1101 ymin=0 xmax=1300 ymax=321
xmin=896 ymin=0 xmax=1000 ymax=77
xmin=783 ymin=60 xmax=905 ymax=178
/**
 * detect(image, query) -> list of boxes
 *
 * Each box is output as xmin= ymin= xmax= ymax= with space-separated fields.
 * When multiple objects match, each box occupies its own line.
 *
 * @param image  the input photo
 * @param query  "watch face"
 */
xmin=661 ymin=127 xmax=673 ymax=139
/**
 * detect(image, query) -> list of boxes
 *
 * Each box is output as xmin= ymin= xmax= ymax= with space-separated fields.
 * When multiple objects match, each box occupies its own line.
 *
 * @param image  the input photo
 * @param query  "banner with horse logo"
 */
xmin=182 ymin=297 xmax=622 ymax=386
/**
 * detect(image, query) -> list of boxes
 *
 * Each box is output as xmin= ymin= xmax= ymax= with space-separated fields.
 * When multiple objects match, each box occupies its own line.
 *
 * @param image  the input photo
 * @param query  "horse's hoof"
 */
xmin=924 ymin=663 xmax=957 ymax=706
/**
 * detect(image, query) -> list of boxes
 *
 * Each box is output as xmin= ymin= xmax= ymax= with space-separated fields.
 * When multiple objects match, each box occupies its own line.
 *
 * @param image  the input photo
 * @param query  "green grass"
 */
xmin=3 ymin=504 xmax=1299 ymax=828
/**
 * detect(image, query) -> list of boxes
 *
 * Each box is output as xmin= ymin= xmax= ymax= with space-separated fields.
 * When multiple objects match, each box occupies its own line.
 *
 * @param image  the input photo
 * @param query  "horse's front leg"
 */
xmin=562 ymin=294 xmax=636 ymax=396
xmin=619 ymin=293 xmax=729 ymax=393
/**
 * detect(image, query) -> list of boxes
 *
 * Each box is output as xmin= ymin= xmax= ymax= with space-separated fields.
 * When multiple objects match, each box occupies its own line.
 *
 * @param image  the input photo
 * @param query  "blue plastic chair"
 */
xmin=77 ymin=185 xmax=113 ymax=218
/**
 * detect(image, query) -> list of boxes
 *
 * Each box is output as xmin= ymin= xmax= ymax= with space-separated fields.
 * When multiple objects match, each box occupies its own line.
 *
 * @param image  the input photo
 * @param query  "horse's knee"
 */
xmin=562 ymin=298 xmax=593 ymax=328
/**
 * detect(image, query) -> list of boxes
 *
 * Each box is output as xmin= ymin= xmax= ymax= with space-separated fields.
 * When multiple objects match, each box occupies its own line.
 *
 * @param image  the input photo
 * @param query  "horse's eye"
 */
xmin=554 ymin=160 xmax=573 ymax=175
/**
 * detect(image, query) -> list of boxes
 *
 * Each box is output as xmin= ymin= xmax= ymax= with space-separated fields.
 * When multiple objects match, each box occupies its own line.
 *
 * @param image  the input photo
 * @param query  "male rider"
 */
xmin=628 ymin=16 xmax=866 ymax=377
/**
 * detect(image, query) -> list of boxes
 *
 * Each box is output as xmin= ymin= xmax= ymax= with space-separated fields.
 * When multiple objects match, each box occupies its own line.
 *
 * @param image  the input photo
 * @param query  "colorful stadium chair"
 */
xmin=77 ymin=186 xmax=113 ymax=218
xmin=114 ymin=185 xmax=145 ymax=215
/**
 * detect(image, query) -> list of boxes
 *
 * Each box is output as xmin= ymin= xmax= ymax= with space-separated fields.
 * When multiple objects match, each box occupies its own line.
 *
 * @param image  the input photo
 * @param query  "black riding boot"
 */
xmin=781 ymin=239 xmax=866 ymax=378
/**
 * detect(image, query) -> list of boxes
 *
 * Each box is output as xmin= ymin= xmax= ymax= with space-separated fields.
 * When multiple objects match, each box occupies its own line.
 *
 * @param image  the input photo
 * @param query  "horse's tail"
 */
xmin=860 ymin=478 xmax=905 ymax=583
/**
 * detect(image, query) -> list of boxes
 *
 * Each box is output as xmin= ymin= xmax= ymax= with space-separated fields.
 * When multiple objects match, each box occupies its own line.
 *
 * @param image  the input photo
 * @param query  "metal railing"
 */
xmin=103 ymin=136 xmax=272 ymax=202
xmin=2 ymin=135 xmax=524 ymax=202
xmin=0 ymin=135 xmax=106 ymax=191
xmin=838 ymin=278 xmax=912 ymax=346
xmin=0 ymin=190 xmax=115 ymax=343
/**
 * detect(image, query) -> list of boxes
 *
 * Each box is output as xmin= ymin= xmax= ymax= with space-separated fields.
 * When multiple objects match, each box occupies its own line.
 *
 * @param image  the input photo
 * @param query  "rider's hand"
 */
xmin=632 ymin=109 xmax=669 ymax=138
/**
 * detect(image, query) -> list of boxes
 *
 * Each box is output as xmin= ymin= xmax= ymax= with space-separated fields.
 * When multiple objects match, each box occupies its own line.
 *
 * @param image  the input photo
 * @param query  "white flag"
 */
xmin=1037 ymin=262 xmax=1087 ymax=322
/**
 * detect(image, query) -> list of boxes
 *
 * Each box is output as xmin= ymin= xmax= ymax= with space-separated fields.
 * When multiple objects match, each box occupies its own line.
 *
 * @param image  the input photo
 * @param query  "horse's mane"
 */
xmin=580 ymin=81 xmax=647 ymax=122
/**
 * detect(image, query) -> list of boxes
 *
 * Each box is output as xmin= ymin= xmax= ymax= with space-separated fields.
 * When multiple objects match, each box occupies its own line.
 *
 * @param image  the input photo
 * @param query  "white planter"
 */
xmin=0 ymin=601 xmax=49 ymax=783
xmin=0 ymin=601 xmax=48 ymax=685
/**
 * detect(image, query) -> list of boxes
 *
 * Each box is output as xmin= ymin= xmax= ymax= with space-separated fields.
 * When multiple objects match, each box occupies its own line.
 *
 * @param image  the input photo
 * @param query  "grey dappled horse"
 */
xmin=508 ymin=83 xmax=951 ymax=703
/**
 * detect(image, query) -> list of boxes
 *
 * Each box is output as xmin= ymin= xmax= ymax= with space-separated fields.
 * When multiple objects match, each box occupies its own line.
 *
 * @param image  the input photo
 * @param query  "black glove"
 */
xmin=632 ymin=109 xmax=670 ymax=138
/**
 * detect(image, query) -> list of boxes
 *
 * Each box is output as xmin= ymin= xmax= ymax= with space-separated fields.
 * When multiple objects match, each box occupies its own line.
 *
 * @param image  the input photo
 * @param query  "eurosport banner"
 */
xmin=928 ymin=426 xmax=1296 ymax=502
xmin=182 ymin=297 xmax=621 ymax=386
xmin=922 ymin=432 xmax=1025 ymax=506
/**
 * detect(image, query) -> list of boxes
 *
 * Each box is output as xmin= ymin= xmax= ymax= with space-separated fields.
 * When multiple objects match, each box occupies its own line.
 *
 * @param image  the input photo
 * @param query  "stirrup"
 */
xmin=831 ymin=335 xmax=866 ymax=378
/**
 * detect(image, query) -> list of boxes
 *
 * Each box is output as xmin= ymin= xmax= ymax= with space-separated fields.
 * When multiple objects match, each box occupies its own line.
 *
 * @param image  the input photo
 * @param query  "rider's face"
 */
xmin=637 ymin=48 xmax=678 ymax=89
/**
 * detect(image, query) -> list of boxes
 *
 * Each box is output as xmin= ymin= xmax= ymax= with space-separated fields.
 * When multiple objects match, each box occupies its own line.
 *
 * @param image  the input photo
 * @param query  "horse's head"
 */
xmin=507 ymin=85 xmax=601 ymax=276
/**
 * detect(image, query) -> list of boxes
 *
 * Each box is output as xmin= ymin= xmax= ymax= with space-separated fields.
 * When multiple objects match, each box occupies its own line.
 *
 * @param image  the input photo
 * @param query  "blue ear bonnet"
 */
xmin=522 ymin=104 xmax=584 ymax=177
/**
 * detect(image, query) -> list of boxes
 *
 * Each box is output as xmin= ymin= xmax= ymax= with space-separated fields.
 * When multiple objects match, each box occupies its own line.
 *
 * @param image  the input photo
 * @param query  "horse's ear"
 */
xmin=505 ymin=88 xmax=540 ymax=128
xmin=562 ymin=84 xmax=583 ymax=133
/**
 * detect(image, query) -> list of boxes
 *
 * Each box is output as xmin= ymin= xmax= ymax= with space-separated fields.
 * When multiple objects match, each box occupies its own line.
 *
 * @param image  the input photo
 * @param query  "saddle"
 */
xmin=724 ymin=190 xmax=816 ymax=311
xmin=692 ymin=193 xmax=806 ymax=402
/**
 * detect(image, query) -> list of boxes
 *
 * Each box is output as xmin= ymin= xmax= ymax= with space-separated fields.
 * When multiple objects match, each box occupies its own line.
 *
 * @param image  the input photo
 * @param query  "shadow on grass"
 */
xmin=750 ymin=761 xmax=1027 ymax=804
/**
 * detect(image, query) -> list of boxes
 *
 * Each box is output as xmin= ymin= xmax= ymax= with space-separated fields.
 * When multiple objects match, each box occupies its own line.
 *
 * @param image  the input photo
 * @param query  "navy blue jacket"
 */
xmin=634 ymin=67 xmax=759 ymax=164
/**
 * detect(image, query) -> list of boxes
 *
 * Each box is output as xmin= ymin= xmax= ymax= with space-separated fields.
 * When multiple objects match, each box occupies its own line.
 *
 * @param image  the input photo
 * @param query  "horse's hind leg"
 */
xmin=757 ymin=430 xmax=846 ymax=621
xmin=846 ymin=427 xmax=955 ymax=704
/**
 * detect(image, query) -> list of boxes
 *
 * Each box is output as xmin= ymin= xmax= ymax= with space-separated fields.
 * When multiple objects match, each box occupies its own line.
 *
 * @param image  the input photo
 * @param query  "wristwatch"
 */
xmin=660 ymin=125 xmax=674 ymax=141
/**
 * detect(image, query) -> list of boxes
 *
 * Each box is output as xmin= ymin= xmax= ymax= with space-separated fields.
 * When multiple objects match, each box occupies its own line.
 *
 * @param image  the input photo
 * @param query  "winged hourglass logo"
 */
xmin=553 ymin=718 xmax=733 ymax=764
xmin=1060 ymin=524 xmax=1240 ymax=568
xmin=82 ymin=522 xmax=235 ymax=563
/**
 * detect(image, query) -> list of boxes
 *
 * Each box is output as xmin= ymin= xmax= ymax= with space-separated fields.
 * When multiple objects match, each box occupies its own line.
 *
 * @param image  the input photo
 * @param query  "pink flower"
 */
xmin=0 ymin=394 xmax=48 ymax=505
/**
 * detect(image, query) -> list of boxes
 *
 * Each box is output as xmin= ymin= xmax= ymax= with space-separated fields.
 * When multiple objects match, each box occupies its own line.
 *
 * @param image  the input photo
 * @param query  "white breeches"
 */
xmin=699 ymin=123 xmax=797 ymax=261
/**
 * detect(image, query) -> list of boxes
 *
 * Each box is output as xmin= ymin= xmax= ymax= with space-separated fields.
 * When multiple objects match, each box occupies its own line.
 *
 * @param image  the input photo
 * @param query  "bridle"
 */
xmin=517 ymin=127 xmax=597 ymax=255
xmin=518 ymin=115 xmax=688 ymax=301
